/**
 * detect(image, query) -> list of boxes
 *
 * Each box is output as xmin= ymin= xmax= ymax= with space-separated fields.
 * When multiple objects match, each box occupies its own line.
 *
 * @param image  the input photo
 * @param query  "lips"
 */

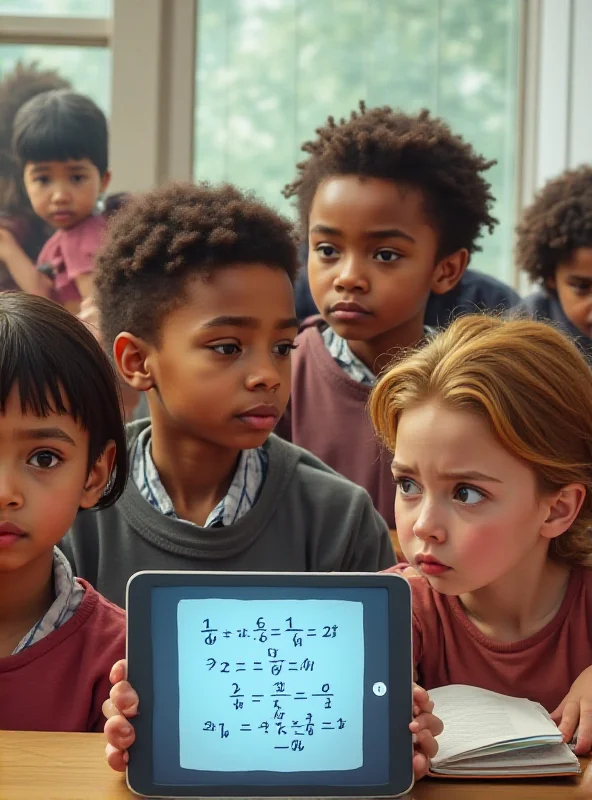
xmin=49 ymin=211 xmax=74 ymax=224
xmin=416 ymin=554 xmax=450 ymax=576
xmin=328 ymin=301 xmax=372 ymax=322
xmin=0 ymin=521 xmax=25 ymax=549
xmin=236 ymin=404 xmax=280 ymax=432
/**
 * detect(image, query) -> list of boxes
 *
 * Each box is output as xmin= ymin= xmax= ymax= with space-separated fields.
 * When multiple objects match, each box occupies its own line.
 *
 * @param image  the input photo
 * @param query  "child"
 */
xmin=0 ymin=63 xmax=71 ymax=293
xmin=370 ymin=314 xmax=592 ymax=753
xmin=278 ymin=103 xmax=497 ymax=527
xmin=0 ymin=291 xmax=127 ymax=732
xmin=60 ymin=182 xmax=395 ymax=609
xmin=0 ymin=90 xmax=111 ymax=314
xmin=514 ymin=166 xmax=592 ymax=363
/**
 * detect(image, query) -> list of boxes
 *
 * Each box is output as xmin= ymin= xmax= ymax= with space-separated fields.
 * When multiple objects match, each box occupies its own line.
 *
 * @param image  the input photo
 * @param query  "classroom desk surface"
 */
xmin=0 ymin=730 xmax=588 ymax=800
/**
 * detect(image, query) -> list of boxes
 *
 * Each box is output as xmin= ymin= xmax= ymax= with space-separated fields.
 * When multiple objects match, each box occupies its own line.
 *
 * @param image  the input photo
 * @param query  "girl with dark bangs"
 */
xmin=0 ymin=291 xmax=127 ymax=732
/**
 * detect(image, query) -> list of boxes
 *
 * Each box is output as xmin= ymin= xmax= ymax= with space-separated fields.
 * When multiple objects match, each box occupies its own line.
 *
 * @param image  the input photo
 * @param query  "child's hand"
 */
xmin=410 ymin=684 xmax=442 ymax=780
xmin=0 ymin=227 xmax=20 ymax=260
xmin=77 ymin=296 xmax=102 ymax=344
xmin=551 ymin=666 xmax=592 ymax=754
xmin=103 ymin=659 xmax=139 ymax=772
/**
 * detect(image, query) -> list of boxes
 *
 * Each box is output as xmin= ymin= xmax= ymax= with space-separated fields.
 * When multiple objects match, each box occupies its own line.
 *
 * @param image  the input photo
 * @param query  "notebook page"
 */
xmin=430 ymin=685 xmax=563 ymax=766
xmin=453 ymin=742 xmax=579 ymax=771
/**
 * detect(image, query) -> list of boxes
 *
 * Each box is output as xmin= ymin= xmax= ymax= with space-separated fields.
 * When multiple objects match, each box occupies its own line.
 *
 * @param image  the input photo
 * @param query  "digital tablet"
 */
xmin=126 ymin=571 xmax=413 ymax=799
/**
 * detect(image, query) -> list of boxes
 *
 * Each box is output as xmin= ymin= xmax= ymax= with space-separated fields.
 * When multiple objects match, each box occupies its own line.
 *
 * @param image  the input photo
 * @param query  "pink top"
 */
xmin=385 ymin=566 xmax=592 ymax=712
xmin=37 ymin=215 xmax=106 ymax=305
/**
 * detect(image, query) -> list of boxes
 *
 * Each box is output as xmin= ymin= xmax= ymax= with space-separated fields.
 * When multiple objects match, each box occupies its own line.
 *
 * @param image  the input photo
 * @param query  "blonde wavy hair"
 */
xmin=369 ymin=315 xmax=592 ymax=567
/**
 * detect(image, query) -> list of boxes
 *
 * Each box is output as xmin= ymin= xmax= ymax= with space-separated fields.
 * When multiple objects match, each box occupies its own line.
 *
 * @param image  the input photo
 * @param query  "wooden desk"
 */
xmin=0 ymin=730 xmax=588 ymax=799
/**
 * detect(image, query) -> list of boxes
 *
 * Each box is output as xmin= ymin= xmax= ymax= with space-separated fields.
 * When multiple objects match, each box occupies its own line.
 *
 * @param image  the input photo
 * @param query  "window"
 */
xmin=0 ymin=44 xmax=111 ymax=111
xmin=194 ymin=0 xmax=520 ymax=283
xmin=0 ymin=0 xmax=111 ymax=17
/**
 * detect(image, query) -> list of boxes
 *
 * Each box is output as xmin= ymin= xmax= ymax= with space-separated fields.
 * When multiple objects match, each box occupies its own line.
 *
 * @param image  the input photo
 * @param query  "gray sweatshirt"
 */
xmin=60 ymin=420 xmax=396 ymax=608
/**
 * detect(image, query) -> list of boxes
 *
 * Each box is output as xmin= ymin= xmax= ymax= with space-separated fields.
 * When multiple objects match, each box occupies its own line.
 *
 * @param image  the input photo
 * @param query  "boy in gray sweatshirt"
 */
xmin=60 ymin=182 xmax=395 ymax=607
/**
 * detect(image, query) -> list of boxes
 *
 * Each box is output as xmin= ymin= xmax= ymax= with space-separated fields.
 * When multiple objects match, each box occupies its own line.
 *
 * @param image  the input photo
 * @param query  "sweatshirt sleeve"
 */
xmin=342 ymin=497 xmax=397 ymax=571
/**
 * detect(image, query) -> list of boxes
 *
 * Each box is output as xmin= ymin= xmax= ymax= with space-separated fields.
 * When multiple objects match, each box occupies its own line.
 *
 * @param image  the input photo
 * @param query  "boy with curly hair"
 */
xmin=278 ymin=103 xmax=497 ymax=527
xmin=513 ymin=166 xmax=592 ymax=361
xmin=60 ymin=181 xmax=395 ymax=608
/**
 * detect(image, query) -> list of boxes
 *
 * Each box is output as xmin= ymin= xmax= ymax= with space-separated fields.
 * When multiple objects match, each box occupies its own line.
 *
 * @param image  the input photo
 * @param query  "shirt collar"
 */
xmin=12 ymin=547 xmax=84 ymax=655
xmin=323 ymin=324 xmax=435 ymax=386
xmin=131 ymin=425 xmax=268 ymax=528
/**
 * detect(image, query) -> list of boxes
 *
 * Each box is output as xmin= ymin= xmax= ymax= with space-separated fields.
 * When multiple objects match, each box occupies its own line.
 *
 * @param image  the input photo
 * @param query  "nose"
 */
xmin=334 ymin=254 xmax=369 ymax=293
xmin=0 ymin=470 xmax=24 ymax=511
xmin=412 ymin=500 xmax=447 ymax=543
xmin=51 ymin=183 xmax=72 ymax=204
xmin=245 ymin=351 xmax=282 ymax=392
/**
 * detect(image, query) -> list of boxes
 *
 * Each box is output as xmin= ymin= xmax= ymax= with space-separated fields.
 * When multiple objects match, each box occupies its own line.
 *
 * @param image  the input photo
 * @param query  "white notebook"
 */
xmin=429 ymin=685 xmax=580 ymax=778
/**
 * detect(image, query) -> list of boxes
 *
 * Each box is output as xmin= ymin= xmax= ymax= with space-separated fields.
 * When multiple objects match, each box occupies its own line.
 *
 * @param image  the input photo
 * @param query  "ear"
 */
xmin=113 ymin=331 xmax=155 ymax=392
xmin=79 ymin=441 xmax=117 ymax=509
xmin=430 ymin=248 xmax=470 ymax=296
xmin=539 ymin=484 xmax=586 ymax=540
xmin=546 ymin=275 xmax=557 ymax=291
xmin=99 ymin=169 xmax=112 ymax=194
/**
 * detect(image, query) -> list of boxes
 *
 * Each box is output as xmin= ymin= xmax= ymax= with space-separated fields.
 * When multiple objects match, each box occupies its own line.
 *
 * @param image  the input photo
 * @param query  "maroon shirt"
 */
xmin=278 ymin=318 xmax=396 ymax=527
xmin=0 ymin=581 xmax=125 ymax=732
xmin=386 ymin=566 xmax=592 ymax=712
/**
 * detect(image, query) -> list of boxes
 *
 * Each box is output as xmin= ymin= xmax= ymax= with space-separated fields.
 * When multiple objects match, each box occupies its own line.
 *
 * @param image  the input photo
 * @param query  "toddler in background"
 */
xmin=514 ymin=166 xmax=592 ymax=363
xmin=1 ymin=90 xmax=110 ymax=314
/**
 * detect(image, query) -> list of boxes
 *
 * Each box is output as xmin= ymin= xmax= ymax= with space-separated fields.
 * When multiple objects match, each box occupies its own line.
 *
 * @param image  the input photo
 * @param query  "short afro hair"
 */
xmin=13 ymin=89 xmax=108 ymax=175
xmin=515 ymin=166 xmax=592 ymax=285
xmin=95 ymin=182 xmax=298 ymax=349
xmin=283 ymin=102 xmax=497 ymax=260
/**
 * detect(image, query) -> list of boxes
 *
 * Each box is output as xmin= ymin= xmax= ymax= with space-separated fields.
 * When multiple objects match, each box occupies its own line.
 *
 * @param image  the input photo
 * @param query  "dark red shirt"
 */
xmin=0 ymin=581 xmax=125 ymax=732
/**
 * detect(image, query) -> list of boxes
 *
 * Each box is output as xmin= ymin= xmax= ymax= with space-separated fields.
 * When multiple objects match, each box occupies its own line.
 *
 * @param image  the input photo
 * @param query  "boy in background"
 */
xmin=513 ymin=166 xmax=592 ymax=363
xmin=60 ymin=182 xmax=395 ymax=608
xmin=279 ymin=103 xmax=497 ymax=527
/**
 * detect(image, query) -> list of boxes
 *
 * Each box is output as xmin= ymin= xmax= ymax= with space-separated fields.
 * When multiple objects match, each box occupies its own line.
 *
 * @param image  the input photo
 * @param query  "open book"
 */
xmin=429 ymin=685 xmax=581 ymax=778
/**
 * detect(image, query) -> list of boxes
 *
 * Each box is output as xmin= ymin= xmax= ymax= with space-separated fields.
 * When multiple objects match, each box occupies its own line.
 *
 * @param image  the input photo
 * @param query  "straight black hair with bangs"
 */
xmin=12 ymin=89 xmax=108 ymax=175
xmin=0 ymin=293 xmax=127 ymax=509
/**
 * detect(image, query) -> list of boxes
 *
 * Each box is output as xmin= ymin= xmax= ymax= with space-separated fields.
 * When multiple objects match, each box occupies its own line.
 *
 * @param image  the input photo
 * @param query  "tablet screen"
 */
xmin=150 ymin=586 xmax=392 ymax=789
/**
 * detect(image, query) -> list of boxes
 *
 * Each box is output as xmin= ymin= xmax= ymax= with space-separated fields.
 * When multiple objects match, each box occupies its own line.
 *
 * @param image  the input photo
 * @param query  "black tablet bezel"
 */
xmin=126 ymin=571 xmax=413 ymax=799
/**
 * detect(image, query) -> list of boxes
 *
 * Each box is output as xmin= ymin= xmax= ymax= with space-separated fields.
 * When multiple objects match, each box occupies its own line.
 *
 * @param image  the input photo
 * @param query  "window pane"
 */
xmin=0 ymin=0 xmax=111 ymax=16
xmin=0 ymin=44 xmax=110 ymax=112
xmin=194 ymin=0 xmax=519 ymax=284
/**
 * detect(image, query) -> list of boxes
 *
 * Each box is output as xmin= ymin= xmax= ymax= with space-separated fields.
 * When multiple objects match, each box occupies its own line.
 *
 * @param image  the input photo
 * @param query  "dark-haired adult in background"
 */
xmin=277 ymin=103 xmax=498 ymax=527
xmin=0 ymin=63 xmax=71 ymax=292
xmin=0 ymin=90 xmax=110 ymax=314
xmin=513 ymin=166 xmax=592 ymax=364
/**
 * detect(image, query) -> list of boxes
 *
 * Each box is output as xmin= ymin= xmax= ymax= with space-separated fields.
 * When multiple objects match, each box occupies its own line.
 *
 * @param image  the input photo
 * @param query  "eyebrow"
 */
xmin=566 ymin=275 xmax=592 ymax=282
xmin=201 ymin=315 xmax=300 ymax=331
xmin=310 ymin=224 xmax=416 ymax=243
xmin=17 ymin=427 xmax=76 ymax=446
xmin=391 ymin=462 xmax=502 ymax=483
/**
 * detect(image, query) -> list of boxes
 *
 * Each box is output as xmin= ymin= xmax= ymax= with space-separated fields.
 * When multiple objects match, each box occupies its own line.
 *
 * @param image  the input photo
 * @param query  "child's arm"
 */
xmin=551 ymin=665 xmax=592 ymax=754
xmin=103 ymin=661 xmax=442 ymax=780
xmin=0 ymin=227 xmax=52 ymax=297
xmin=74 ymin=272 xmax=95 ymax=302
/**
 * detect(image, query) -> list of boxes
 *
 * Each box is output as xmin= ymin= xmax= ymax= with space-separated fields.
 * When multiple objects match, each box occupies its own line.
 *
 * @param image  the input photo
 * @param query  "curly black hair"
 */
xmin=283 ymin=102 xmax=498 ymax=259
xmin=515 ymin=166 xmax=592 ymax=285
xmin=95 ymin=182 xmax=298 ymax=348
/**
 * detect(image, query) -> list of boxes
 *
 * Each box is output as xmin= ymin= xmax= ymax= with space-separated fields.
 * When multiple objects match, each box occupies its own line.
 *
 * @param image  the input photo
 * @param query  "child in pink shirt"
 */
xmin=369 ymin=314 xmax=592 ymax=754
xmin=3 ymin=90 xmax=110 ymax=314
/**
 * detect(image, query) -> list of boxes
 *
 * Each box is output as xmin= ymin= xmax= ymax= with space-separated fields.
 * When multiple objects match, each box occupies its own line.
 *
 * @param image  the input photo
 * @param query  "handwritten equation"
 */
xmin=177 ymin=599 xmax=364 ymax=773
